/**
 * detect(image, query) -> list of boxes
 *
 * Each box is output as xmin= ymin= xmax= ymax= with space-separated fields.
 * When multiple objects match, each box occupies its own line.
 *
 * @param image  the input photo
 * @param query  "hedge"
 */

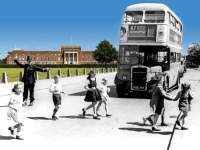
xmin=0 ymin=63 xmax=117 ymax=68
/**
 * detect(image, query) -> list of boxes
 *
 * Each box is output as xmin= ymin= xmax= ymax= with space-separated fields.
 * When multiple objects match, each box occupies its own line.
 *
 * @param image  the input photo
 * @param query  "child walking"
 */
xmin=143 ymin=77 xmax=168 ymax=126
xmin=96 ymin=78 xmax=112 ymax=117
xmin=150 ymin=76 xmax=173 ymax=131
xmin=49 ymin=75 xmax=65 ymax=120
xmin=82 ymin=71 xmax=101 ymax=120
xmin=173 ymin=83 xmax=193 ymax=130
xmin=7 ymin=83 xmax=24 ymax=139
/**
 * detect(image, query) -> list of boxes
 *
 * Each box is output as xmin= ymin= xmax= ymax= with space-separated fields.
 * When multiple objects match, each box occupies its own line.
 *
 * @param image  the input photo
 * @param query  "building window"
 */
xmin=74 ymin=53 xmax=77 ymax=62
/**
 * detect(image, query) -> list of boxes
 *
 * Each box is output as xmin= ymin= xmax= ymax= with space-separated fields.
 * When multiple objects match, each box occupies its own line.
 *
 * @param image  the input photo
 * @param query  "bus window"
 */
xmin=145 ymin=11 xmax=165 ymax=23
xmin=124 ymin=11 xmax=143 ymax=23
xmin=176 ymin=21 xmax=180 ymax=31
xmin=119 ymin=46 xmax=139 ymax=65
xmin=158 ymin=51 xmax=167 ymax=62
xmin=145 ymin=51 xmax=158 ymax=66
xmin=138 ymin=52 xmax=144 ymax=65
xmin=170 ymin=52 xmax=176 ymax=63
xmin=158 ymin=51 xmax=168 ymax=71
xmin=176 ymin=53 xmax=181 ymax=62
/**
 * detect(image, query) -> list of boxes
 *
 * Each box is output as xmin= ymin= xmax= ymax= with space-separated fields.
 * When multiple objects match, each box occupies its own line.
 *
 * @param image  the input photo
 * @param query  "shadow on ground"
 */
xmin=127 ymin=122 xmax=151 ymax=127
xmin=118 ymin=121 xmax=172 ymax=135
xmin=28 ymin=117 xmax=51 ymax=120
xmin=169 ymin=115 xmax=178 ymax=118
xmin=0 ymin=135 xmax=16 ymax=140
xmin=119 ymin=127 xmax=171 ymax=135
xmin=59 ymin=114 xmax=93 ymax=120
xmin=69 ymin=85 xmax=150 ymax=99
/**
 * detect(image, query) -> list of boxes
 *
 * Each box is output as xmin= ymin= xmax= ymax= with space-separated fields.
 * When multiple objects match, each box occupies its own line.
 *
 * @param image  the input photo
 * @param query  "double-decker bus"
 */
xmin=115 ymin=3 xmax=184 ymax=97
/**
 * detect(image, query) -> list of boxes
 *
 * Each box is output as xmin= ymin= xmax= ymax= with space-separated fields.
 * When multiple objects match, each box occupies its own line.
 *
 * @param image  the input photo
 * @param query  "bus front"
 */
xmin=115 ymin=4 xmax=170 ymax=97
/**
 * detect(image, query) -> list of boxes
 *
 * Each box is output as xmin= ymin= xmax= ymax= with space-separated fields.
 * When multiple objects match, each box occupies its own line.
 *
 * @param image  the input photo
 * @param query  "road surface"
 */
xmin=0 ymin=70 xmax=199 ymax=150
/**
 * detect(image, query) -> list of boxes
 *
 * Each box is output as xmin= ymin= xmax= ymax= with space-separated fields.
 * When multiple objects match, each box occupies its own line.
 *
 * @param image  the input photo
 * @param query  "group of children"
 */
xmin=6 ymin=71 xmax=193 ymax=139
xmin=6 ymin=70 xmax=112 ymax=139
xmin=143 ymin=75 xmax=193 ymax=131
xmin=82 ymin=70 xmax=111 ymax=120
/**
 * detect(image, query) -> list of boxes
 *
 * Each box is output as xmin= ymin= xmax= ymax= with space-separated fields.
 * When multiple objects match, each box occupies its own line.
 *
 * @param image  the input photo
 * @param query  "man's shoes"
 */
xmin=8 ymin=127 xmax=14 ymax=135
xmin=152 ymin=126 xmax=161 ymax=131
xmin=22 ymin=101 xmax=28 ymax=107
xmin=29 ymin=102 xmax=34 ymax=106
xmin=176 ymin=120 xmax=181 ymax=127
xmin=106 ymin=114 xmax=112 ymax=117
xmin=93 ymin=116 xmax=100 ymax=120
xmin=181 ymin=126 xmax=189 ymax=130
xmin=82 ymin=108 xmax=86 ymax=116
xmin=161 ymin=122 xmax=168 ymax=126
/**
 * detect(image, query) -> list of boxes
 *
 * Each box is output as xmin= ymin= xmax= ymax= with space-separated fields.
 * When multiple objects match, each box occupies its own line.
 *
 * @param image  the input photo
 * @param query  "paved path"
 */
xmin=0 ymin=70 xmax=199 ymax=150
xmin=169 ymin=69 xmax=200 ymax=150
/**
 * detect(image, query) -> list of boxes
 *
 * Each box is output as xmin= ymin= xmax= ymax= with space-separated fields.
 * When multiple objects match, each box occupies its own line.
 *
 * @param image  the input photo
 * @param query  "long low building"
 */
xmin=6 ymin=46 xmax=97 ymax=65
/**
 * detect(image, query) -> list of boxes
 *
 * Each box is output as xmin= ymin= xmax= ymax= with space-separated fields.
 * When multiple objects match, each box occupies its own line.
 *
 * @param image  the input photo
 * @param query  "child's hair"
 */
xmin=87 ymin=70 xmax=95 ymax=80
xmin=12 ymin=83 xmax=22 ymax=93
xmin=54 ymin=75 xmax=59 ymax=79
xmin=181 ymin=83 xmax=191 ymax=92
xmin=102 ymin=78 xmax=107 ymax=83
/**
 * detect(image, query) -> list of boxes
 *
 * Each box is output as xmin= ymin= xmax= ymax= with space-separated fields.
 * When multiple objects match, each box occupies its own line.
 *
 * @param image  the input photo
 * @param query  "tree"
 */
xmin=0 ymin=57 xmax=6 ymax=64
xmin=93 ymin=40 xmax=118 ymax=68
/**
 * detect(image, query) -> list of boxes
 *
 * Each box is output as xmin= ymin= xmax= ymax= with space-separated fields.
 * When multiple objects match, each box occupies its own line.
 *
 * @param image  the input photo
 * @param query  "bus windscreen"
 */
xmin=145 ymin=11 xmax=165 ymax=23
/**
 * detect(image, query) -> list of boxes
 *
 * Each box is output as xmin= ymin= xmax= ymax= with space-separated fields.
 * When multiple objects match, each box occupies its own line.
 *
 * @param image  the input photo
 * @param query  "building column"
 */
xmin=68 ymin=53 xmax=70 ymax=64
xmin=72 ymin=53 xmax=74 ymax=64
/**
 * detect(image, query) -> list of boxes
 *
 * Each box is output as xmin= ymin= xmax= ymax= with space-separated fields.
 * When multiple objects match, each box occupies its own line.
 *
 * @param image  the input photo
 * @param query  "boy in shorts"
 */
xmin=49 ymin=75 xmax=65 ymax=120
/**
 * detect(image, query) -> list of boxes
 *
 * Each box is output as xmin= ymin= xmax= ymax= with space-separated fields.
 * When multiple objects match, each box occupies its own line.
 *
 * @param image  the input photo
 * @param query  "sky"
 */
xmin=0 ymin=0 xmax=199 ymax=58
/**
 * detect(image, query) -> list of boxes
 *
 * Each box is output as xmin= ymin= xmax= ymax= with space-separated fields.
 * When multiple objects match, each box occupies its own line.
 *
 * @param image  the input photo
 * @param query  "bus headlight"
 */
xmin=122 ymin=75 xmax=127 ymax=80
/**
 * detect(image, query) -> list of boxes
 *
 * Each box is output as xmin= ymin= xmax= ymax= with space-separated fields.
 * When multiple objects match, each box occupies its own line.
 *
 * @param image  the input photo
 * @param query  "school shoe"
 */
xmin=106 ymin=114 xmax=112 ymax=117
xmin=176 ymin=120 xmax=181 ymax=127
xmin=16 ymin=135 xmax=23 ymax=140
xmin=143 ymin=117 xmax=147 ymax=125
xmin=97 ymin=113 xmax=102 ymax=117
xmin=93 ymin=116 xmax=100 ymax=120
xmin=152 ymin=126 xmax=161 ymax=131
xmin=181 ymin=126 xmax=189 ymax=130
xmin=52 ymin=116 xmax=58 ymax=120
xmin=161 ymin=122 xmax=169 ymax=126
xmin=8 ymin=127 xmax=14 ymax=135
xmin=82 ymin=108 xmax=86 ymax=116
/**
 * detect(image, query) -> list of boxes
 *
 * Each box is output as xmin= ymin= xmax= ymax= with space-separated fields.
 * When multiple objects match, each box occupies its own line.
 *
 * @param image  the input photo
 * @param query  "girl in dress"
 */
xmin=82 ymin=71 xmax=101 ymax=119
xmin=96 ymin=78 xmax=112 ymax=117
xmin=7 ymin=83 xmax=24 ymax=139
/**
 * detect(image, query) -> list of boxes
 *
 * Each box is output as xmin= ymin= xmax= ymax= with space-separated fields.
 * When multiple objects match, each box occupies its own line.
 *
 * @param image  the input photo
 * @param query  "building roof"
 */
xmin=9 ymin=50 xmax=60 ymax=53
xmin=61 ymin=46 xmax=81 ymax=49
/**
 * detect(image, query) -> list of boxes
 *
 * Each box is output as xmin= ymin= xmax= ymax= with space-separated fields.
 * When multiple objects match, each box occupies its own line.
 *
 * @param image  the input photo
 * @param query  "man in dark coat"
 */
xmin=14 ymin=56 xmax=49 ymax=106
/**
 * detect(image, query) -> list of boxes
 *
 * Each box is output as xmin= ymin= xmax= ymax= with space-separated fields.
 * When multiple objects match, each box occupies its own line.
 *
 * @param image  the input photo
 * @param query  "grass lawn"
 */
xmin=0 ymin=67 xmax=110 ymax=83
